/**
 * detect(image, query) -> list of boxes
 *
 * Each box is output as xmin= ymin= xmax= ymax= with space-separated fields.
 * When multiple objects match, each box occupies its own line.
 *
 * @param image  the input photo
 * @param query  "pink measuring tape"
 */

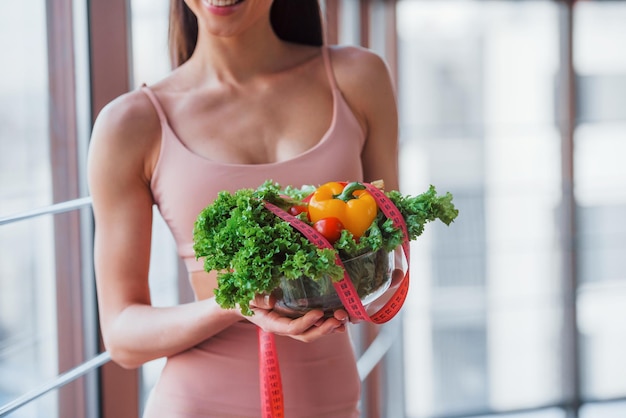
xmin=258 ymin=182 xmax=411 ymax=417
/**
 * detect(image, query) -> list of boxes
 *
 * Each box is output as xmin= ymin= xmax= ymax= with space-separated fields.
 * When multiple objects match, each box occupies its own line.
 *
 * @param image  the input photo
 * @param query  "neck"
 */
xmin=188 ymin=19 xmax=289 ymax=84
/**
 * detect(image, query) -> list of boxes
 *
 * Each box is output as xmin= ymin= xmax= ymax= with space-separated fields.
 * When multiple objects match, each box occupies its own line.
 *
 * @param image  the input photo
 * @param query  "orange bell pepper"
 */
xmin=307 ymin=181 xmax=378 ymax=239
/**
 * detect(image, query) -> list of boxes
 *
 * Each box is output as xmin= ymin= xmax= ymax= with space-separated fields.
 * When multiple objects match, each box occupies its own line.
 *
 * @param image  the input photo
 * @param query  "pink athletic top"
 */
xmin=139 ymin=46 xmax=365 ymax=418
xmin=142 ymin=47 xmax=366 ymax=273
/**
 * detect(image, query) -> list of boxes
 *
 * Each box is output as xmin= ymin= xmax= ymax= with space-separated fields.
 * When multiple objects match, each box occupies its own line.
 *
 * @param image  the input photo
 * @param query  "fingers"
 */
xmin=295 ymin=313 xmax=346 ymax=342
xmin=249 ymin=293 xmax=275 ymax=310
xmin=246 ymin=308 xmax=346 ymax=343
xmin=286 ymin=309 xmax=326 ymax=334
xmin=391 ymin=268 xmax=405 ymax=286
xmin=332 ymin=309 xmax=349 ymax=324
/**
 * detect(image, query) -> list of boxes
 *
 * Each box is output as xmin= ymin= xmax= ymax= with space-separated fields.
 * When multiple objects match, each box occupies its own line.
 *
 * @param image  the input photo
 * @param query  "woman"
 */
xmin=87 ymin=0 xmax=399 ymax=416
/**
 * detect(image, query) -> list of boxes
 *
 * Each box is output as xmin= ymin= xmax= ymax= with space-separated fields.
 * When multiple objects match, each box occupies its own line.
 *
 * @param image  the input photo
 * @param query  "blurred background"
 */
xmin=1 ymin=0 xmax=625 ymax=417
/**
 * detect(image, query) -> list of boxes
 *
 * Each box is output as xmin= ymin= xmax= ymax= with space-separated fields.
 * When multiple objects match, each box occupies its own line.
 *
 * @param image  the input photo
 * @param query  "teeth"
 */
xmin=207 ymin=0 xmax=240 ymax=6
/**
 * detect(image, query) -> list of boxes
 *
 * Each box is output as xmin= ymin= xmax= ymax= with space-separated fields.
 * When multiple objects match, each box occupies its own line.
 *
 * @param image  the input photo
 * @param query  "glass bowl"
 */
xmin=272 ymin=248 xmax=394 ymax=318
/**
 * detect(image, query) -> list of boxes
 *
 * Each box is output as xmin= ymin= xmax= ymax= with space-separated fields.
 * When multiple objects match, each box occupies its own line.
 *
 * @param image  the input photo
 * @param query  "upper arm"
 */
xmin=330 ymin=46 xmax=399 ymax=191
xmin=87 ymin=91 xmax=161 ymax=332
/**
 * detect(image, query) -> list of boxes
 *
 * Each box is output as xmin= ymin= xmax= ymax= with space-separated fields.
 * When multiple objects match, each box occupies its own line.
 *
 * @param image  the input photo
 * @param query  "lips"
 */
xmin=205 ymin=0 xmax=243 ymax=7
xmin=202 ymin=0 xmax=244 ymax=16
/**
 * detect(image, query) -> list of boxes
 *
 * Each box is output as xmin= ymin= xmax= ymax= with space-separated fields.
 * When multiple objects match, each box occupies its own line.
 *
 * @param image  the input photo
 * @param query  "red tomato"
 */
xmin=313 ymin=217 xmax=344 ymax=244
xmin=288 ymin=205 xmax=309 ymax=218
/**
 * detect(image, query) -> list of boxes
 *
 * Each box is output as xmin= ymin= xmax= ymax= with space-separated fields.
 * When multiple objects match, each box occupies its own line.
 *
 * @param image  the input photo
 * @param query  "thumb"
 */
xmin=391 ymin=268 xmax=405 ymax=286
xmin=250 ymin=293 xmax=276 ymax=310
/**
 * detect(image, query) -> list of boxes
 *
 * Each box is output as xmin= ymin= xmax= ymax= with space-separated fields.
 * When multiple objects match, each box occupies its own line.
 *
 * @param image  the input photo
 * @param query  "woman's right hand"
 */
xmin=245 ymin=294 xmax=347 ymax=343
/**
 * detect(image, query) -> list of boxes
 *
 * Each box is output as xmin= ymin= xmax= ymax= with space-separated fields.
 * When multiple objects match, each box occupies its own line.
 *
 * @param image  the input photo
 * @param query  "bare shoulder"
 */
xmin=326 ymin=45 xmax=397 ymax=135
xmin=91 ymin=89 xmax=160 ymax=149
xmin=326 ymin=46 xmax=399 ymax=188
xmin=88 ymin=88 xmax=162 ymax=187
xmin=89 ymin=89 xmax=161 ymax=166
xmin=327 ymin=45 xmax=394 ymax=94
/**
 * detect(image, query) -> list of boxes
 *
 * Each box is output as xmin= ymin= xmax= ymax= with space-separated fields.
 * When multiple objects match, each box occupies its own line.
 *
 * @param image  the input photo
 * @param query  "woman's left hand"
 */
xmin=246 ymin=294 xmax=348 ymax=343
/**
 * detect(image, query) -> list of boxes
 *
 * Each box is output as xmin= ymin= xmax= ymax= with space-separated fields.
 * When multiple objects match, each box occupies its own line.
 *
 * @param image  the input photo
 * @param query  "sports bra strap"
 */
xmin=321 ymin=46 xmax=338 ymax=92
xmin=140 ymin=84 xmax=169 ymax=126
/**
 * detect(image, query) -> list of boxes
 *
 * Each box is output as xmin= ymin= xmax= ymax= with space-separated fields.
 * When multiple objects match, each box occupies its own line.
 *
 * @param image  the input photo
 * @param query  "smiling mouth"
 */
xmin=205 ymin=0 xmax=244 ymax=6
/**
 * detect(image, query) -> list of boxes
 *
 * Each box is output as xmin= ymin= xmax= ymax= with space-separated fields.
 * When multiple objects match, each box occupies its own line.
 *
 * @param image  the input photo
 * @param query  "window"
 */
xmin=574 ymin=0 xmax=626 ymax=405
xmin=397 ymin=1 xmax=626 ymax=417
xmin=0 ymin=1 xmax=58 ymax=416
xmin=0 ymin=0 xmax=96 ymax=416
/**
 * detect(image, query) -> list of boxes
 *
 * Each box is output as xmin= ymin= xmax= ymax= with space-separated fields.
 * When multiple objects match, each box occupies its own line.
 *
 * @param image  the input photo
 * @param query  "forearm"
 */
xmin=102 ymin=298 xmax=242 ymax=369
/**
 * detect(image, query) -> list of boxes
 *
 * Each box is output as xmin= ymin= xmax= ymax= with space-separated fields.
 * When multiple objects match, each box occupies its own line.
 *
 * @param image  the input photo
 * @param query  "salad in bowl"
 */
xmin=193 ymin=180 xmax=458 ymax=317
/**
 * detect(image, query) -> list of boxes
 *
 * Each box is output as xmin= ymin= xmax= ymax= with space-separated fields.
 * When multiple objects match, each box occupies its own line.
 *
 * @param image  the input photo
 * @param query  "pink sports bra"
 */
xmin=141 ymin=46 xmax=366 ymax=273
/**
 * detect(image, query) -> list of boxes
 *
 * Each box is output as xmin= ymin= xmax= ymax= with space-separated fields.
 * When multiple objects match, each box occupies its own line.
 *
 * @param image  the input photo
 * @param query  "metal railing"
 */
xmin=0 ymin=197 xmax=93 ymax=226
xmin=0 ymin=197 xmax=96 ymax=417
xmin=0 ymin=353 xmax=111 ymax=417
xmin=0 ymin=197 xmax=399 ymax=417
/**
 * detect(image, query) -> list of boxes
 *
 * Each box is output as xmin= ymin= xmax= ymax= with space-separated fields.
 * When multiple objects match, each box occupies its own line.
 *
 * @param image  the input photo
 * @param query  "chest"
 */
xmin=165 ymin=77 xmax=334 ymax=165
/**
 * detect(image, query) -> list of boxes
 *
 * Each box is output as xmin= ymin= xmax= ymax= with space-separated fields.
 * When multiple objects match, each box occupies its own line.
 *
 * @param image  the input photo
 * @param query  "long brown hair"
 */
xmin=169 ymin=0 xmax=324 ymax=68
